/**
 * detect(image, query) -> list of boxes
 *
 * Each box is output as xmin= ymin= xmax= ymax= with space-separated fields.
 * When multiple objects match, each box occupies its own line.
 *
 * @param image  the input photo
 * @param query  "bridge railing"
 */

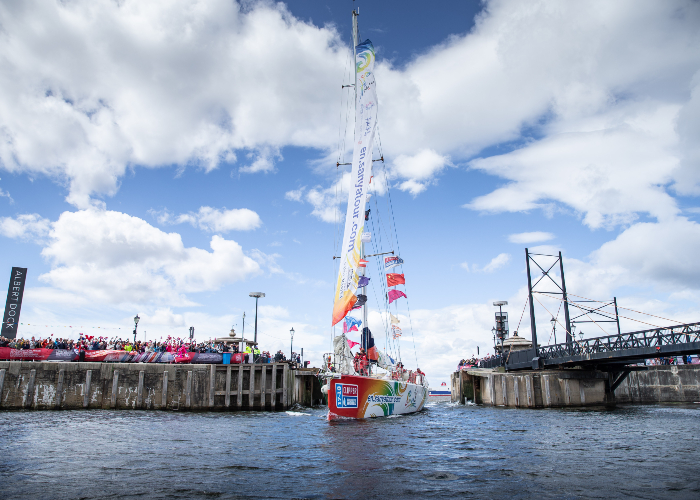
xmin=537 ymin=321 xmax=700 ymax=361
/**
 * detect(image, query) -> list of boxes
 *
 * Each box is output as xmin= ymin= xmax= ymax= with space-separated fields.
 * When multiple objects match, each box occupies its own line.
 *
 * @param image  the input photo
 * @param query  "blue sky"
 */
xmin=1 ymin=0 xmax=700 ymax=383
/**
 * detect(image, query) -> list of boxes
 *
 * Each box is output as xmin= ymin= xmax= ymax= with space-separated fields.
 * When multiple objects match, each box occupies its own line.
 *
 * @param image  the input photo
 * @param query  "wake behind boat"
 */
xmin=321 ymin=7 xmax=428 ymax=420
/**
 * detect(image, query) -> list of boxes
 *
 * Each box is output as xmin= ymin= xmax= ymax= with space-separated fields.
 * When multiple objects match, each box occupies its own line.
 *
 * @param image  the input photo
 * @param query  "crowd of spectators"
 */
xmin=0 ymin=335 xmax=300 ymax=365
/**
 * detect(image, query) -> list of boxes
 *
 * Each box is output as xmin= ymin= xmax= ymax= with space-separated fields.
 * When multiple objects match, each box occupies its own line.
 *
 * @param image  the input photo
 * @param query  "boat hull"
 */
xmin=328 ymin=374 xmax=428 ymax=419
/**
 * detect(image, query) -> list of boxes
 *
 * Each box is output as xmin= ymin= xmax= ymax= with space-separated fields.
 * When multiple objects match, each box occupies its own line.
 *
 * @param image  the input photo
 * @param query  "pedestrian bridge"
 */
xmin=483 ymin=321 xmax=700 ymax=371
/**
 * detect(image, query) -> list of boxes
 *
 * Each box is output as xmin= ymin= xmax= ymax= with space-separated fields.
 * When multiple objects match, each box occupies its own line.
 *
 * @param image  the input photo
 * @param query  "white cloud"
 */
xmin=466 ymin=104 xmax=681 ymax=229
xmin=38 ymin=208 xmax=263 ymax=305
xmin=0 ymin=214 xmax=51 ymax=241
xmin=285 ymin=187 xmax=306 ymax=202
xmin=508 ymin=231 xmax=554 ymax=244
xmin=153 ymin=206 xmax=261 ymax=232
xmin=481 ymin=253 xmax=511 ymax=273
xmin=0 ymin=0 xmax=347 ymax=207
xmin=183 ymin=206 xmax=261 ymax=232
xmin=239 ymin=147 xmax=283 ymax=174
xmin=390 ymin=149 xmax=451 ymax=196
xmin=590 ymin=217 xmax=700 ymax=291
xmin=467 ymin=253 xmax=512 ymax=273
xmin=2 ymin=0 xmax=697 ymax=223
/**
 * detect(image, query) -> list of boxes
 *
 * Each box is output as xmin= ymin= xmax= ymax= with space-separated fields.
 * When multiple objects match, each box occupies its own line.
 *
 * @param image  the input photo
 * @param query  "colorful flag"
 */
xmin=352 ymin=294 xmax=367 ymax=310
xmin=358 ymin=259 xmax=368 ymax=268
xmin=358 ymin=276 xmax=370 ymax=287
xmin=331 ymin=40 xmax=378 ymax=326
xmin=362 ymin=326 xmax=379 ymax=361
xmin=343 ymin=316 xmax=362 ymax=333
xmin=386 ymin=273 xmax=405 ymax=287
xmin=361 ymin=232 xmax=371 ymax=242
xmin=388 ymin=289 xmax=407 ymax=304
xmin=347 ymin=339 xmax=360 ymax=349
xmin=390 ymin=313 xmax=400 ymax=324
xmin=384 ymin=256 xmax=404 ymax=270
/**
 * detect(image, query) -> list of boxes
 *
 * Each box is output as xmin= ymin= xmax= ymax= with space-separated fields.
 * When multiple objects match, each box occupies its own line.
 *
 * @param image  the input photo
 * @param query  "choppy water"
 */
xmin=1 ymin=403 xmax=699 ymax=499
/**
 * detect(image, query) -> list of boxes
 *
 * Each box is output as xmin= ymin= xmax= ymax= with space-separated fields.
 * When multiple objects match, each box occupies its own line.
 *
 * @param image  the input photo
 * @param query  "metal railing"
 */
xmin=537 ymin=321 xmax=700 ymax=361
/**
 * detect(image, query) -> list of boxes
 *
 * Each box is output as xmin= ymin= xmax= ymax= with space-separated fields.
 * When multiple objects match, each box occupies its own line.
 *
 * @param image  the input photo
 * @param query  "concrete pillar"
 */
xmin=186 ymin=370 xmax=193 ymax=408
xmin=55 ymin=369 xmax=64 ymax=409
xmin=137 ymin=370 xmax=144 ymax=408
xmin=489 ymin=374 xmax=495 ymax=405
xmin=225 ymin=366 xmax=231 ymax=408
xmin=0 ymin=368 xmax=6 ymax=408
xmin=83 ymin=370 xmax=92 ymax=408
xmin=260 ymin=365 xmax=267 ymax=409
xmin=25 ymin=369 xmax=36 ymax=408
xmin=501 ymin=375 xmax=507 ymax=406
xmin=565 ymin=379 xmax=571 ymax=405
xmin=237 ymin=365 xmax=243 ymax=408
xmin=579 ymin=381 xmax=586 ymax=405
xmin=271 ymin=364 xmax=278 ymax=409
xmin=526 ymin=375 xmax=533 ymax=407
xmin=249 ymin=365 xmax=255 ymax=407
xmin=209 ymin=365 xmax=215 ymax=408
xmin=111 ymin=370 xmax=119 ymax=408
xmin=161 ymin=371 xmax=168 ymax=409
xmin=544 ymin=375 xmax=552 ymax=407
xmin=514 ymin=377 xmax=520 ymax=407
xmin=282 ymin=364 xmax=289 ymax=408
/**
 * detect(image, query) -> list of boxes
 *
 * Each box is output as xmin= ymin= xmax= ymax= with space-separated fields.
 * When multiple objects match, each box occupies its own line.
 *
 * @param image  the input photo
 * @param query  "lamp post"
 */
xmin=249 ymin=293 xmax=265 ymax=345
xmin=242 ymin=312 xmax=246 ymax=338
xmin=290 ymin=327 xmax=295 ymax=362
xmin=133 ymin=314 xmax=140 ymax=343
xmin=551 ymin=316 xmax=557 ymax=344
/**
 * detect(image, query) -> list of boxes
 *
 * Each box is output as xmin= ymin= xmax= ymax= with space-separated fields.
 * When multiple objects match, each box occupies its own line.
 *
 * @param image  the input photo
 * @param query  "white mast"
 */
xmin=352 ymin=7 xmax=370 ymax=374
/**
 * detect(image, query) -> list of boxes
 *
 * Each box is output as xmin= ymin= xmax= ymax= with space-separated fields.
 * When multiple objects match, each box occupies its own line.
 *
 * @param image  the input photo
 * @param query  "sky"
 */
xmin=1 ymin=0 xmax=700 ymax=384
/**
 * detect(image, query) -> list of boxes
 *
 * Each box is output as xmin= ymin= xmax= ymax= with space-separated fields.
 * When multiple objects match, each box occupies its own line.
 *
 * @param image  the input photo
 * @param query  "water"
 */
xmin=1 ymin=403 xmax=699 ymax=499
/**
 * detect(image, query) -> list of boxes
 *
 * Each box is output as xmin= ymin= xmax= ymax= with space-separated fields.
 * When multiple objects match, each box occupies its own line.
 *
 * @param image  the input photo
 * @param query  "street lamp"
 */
xmin=249 ymin=293 xmax=265 ymax=344
xmin=550 ymin=316 xmax=557 ymax=344
xmin=242 ymin=312 xmax=246 ymax=338
xmin=290 ymin=327 xmax=295 ymax=362
xmin=133 ymin=314 xmax=140 ymax=343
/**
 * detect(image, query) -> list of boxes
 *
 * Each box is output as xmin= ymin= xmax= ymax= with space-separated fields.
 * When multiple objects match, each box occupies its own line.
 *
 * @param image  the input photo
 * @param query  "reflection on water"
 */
xmin=1 ymin=402 xmax=699 ymax=499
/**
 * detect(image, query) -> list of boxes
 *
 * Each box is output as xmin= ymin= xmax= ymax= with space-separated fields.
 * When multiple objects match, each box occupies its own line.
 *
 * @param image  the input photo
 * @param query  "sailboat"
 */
xmin=321 ymin=7 xmax=429 ymax=420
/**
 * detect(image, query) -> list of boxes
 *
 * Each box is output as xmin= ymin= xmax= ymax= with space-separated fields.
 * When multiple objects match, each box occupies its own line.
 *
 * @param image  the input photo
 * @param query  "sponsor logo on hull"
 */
xmin=335 ymin=383 xmax=358 ymax=408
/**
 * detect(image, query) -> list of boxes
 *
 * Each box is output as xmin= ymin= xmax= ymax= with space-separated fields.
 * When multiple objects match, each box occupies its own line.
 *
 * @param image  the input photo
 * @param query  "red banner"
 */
xmin=0 ymin=348 xmax=77 ymax=361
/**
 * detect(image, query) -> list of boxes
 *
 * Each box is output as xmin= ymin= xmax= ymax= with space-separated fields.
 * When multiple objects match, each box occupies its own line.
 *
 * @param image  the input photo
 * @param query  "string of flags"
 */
xmin=392 ymin=325 xmax=402 ymax=339
xmin=19 ymin=323 xmax=123 ymax=330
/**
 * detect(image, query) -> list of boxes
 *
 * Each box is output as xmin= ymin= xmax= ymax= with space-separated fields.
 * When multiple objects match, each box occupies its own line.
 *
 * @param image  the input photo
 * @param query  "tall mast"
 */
xmin=352 ymin=7 xmax=358 ymax=103
xmin=352 ymin=7 xmax=370 ymax=374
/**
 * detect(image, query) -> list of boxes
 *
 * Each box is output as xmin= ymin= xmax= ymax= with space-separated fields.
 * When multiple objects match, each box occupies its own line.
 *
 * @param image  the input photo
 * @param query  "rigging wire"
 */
xmin=380 ymin=158 xmax=419 ymax=369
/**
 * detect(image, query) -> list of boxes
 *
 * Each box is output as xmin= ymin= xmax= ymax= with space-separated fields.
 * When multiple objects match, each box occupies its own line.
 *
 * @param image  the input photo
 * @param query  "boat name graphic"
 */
xmin=367 ymin=395 xmax=402 ymax=404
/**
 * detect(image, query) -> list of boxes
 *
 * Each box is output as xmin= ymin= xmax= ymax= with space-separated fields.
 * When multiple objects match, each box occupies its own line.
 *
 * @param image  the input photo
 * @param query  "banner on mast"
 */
xmin=332 ymin=39 xmax=378 ymax=326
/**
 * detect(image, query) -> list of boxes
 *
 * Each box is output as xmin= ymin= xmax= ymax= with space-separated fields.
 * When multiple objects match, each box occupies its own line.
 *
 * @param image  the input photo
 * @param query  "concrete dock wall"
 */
xmin=451 ymin=366 xmax=700 ymax=407
xmin=0 ymin=361 xmax=319 ymax=411
xmin=614 ymin=365 xmax=700 ymax=403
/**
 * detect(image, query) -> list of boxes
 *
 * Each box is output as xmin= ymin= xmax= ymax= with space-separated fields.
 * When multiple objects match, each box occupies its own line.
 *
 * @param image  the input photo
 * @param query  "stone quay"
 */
xmin=0 ymin=361 xmax=323 ymax=411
